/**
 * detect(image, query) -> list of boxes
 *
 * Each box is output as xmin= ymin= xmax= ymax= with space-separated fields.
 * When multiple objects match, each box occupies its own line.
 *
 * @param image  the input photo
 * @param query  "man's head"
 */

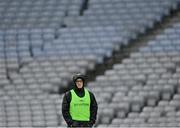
xmin=73 ymin=73 xmax=85 ymax=89
xmin=75 ymin=78 xmax=84 ymax=89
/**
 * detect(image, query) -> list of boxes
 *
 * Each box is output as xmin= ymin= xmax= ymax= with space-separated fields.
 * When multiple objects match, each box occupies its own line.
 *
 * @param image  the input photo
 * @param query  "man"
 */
xmin=62 ymin=73 xmax=98 ymax=127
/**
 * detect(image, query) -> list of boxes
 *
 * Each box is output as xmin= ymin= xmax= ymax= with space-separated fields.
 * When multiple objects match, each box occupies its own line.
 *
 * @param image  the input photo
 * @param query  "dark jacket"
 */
xmin=62 ymin=88 xmax=98 ymax=127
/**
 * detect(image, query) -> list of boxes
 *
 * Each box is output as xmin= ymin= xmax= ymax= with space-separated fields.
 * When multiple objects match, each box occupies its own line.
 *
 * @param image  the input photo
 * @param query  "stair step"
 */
xmin=84 ymin=8 xmax=180 ymax=83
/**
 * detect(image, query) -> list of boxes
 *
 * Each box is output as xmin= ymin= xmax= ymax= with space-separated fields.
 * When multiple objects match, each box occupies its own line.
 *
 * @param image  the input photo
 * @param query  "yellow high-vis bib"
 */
xmin=70 ymin=88 xmax=90 ymax=121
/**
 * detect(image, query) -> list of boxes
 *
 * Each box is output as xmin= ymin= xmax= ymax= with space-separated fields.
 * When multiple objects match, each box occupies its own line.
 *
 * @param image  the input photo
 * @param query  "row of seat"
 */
xmin=0 ymin=0 xmax=72 ymax=28
xmin=69 ymin=0 xmax=179 ymax=30
xmin=0 ymin=93 xmax=62 ymax=127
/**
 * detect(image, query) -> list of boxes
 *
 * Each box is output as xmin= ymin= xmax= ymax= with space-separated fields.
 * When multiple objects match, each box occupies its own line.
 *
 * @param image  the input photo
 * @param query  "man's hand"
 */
xmin=87 ymin=121 xmax=94 ymax=127
xmin=71 ymin=121 xmax=79 ymax=127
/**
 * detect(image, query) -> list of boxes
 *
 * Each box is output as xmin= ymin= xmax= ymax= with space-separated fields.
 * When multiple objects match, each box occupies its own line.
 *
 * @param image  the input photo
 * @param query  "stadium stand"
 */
xmin=89 ymin=14 xmax=180 ymax=127
xmin=0 ymin=0 xmax=180 ymax=127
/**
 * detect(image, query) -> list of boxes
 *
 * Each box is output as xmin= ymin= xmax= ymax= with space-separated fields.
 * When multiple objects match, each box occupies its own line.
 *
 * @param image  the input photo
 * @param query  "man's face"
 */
xmin=75 ymin=78 xmax=83 ymax=89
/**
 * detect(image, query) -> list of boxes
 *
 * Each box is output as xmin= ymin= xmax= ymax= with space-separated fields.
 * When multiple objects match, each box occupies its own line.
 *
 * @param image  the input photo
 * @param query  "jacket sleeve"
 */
xmin=62 ymin=91 xmax=73 ymax=126
xmin=89 ymin=91 xmax=98 ymax=125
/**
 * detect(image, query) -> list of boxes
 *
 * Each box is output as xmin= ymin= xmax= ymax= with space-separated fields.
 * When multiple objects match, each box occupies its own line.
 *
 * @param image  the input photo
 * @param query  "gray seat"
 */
xmin=128 ymin=112 xmax=139 ymax=119
xmin=158 ymin=100 xmax=169 ymax=107
xmin=146 ymin=90 xmax=160 ymax=106
xmin=20 ymin=121 xmax=32 ymax=127
xmin=6 ymin=121 xmax=20 ymax=127
xmin=133 ymin=118 xmax=146 ymax=124
xmin=131 ymin=96 xmax=144 ymax=112
xmin=161 ymin=84 xmax=175 ymax=100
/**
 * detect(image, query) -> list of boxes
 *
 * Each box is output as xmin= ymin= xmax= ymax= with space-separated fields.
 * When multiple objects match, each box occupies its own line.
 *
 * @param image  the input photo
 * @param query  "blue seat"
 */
xmin=151 ymin=46 xmax=164 ymax=52
xmin=139 ymin=47 xmax=152 ymax=53
xmin=164 ymin=46 xmax=176 ymax=52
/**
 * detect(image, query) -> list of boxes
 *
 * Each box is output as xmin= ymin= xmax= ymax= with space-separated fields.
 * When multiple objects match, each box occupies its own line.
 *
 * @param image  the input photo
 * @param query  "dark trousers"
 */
xmin=68 ymin=121 xmax=93 ymax=127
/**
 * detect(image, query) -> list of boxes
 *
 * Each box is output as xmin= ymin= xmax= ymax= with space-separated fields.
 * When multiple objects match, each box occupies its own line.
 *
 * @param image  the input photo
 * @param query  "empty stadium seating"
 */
xmin=89 ymin=21 xmax=180 ymax=127
xmin=0 ymin=0 xmax=180 ymax=127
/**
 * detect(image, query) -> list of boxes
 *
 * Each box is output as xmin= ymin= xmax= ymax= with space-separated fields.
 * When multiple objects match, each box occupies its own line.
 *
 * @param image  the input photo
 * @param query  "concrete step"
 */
xmin=85 ymin=8 xmax=180 ymax=83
